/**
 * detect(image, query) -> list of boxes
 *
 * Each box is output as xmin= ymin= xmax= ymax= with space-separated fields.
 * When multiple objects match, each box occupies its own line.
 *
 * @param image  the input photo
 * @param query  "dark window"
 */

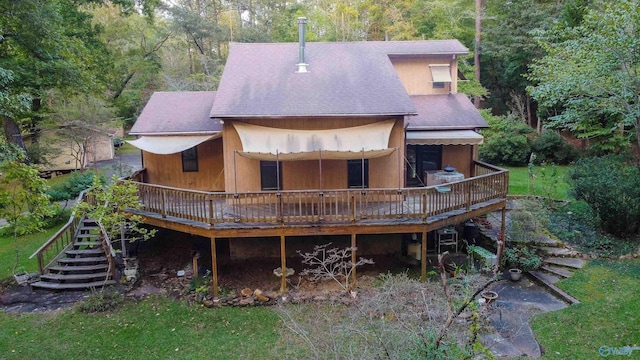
xmin=433 ymin=82 xmax=445 ymax=89
xmin=260 ymin=161 xmax=282 ymax=191
xmin=348 ymin=159 xmax=369 ymax=188
xmin=406 ymin=145 xmax=443 ymax=186
xmin=181 ymin=147 xmax=198 ymax=172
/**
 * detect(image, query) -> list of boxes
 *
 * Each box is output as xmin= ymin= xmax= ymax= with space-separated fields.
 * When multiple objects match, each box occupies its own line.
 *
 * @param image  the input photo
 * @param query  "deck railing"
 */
xmin=128 ymin=161 xmax=508 ymax=226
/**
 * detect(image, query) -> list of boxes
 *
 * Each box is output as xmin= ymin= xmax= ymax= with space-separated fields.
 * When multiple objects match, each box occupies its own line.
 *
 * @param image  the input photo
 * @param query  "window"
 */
xmin=429 ymin=64 xmax=451 ymax=90
xmin=433 ymin=82 xmax=445 ymax=89
xmin=181 ymin=147 xmax=198 ymax=172
xmin=348 ymin=159 xmax=369 ymax=188
xmin=260 ymin=161 xmax=282 ymax=191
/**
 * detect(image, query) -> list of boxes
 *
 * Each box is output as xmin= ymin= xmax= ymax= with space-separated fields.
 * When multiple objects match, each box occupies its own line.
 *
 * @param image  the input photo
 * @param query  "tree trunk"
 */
xmin=3 ymin=116 xmax=30 ymax=164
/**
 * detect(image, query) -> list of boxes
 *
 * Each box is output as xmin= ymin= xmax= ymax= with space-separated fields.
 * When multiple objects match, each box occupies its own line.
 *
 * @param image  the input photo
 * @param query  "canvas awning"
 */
xmin=233 ymin=120 xmax=397 ymax=161
xmin=127 ymin=134 xmax=220 ymax=155
xmin=429 ymin=64 xmax=452 ymax=83
xmin=406 ymin=130 xmax=484 ymax=145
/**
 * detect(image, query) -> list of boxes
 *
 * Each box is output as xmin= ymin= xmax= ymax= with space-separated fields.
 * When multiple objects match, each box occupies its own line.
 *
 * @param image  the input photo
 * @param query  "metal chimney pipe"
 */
xmin=297 ymin=17 xmax=308 ymax=73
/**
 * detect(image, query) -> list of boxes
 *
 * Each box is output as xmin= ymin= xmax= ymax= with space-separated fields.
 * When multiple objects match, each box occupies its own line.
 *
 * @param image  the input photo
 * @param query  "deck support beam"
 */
xmin=210 ymin=236 xmax=218 ymax=298
xmin=421 ymin=229 xmax=427 ymax=282
xmin=350 ymin=233 xmax=357 ymax=290
xmin=280 ymin=234 xmax=287 ymax=293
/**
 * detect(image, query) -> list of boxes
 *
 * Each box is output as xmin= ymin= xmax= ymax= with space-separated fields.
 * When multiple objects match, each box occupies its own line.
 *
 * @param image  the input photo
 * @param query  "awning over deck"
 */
xmin=406 ymin=130 xmax=483 ymax=146
xmin=233 ymin=120 xmax=397 ymax=161
xmin=127 ymin=134 xmax=220 ymax=155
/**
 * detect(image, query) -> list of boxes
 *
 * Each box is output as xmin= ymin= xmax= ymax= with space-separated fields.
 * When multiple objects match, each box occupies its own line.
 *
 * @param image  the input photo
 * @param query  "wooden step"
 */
xmin=58 ymin=257 xmax=107 ymax=265
xmin=49 ymin=264 xmax=109 ymax=273
xmin=78 ymin=226 xmax=100 ymax=231
xmin=41 ymin=272 xmax=109 ymax=282
xmin=31 ymin=279 xmax=116 ymax=290
xmin=76 ymin=233 xmax=100 ymax=239
xmin=74 ymin=241 xmax=101 ymax=247
xmin=65 ymin=248 xmax=105 ymax=257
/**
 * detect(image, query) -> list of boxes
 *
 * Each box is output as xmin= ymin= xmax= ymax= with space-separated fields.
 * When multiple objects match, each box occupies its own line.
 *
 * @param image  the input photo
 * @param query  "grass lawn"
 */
xmin=0 ymin=218 xmax=69 ymax=278
xmin=505 ymin=165 xmax=571 ymax=199
xmin=531 ymin=259 xmax=640 ymax=359
xmin=0 ymin=296 xmax=280 ymax=359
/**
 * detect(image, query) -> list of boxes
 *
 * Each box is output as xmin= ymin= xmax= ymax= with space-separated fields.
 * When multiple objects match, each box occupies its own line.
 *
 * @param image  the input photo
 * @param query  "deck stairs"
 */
xmin=31 ymin=218 xmax=116 ymax=290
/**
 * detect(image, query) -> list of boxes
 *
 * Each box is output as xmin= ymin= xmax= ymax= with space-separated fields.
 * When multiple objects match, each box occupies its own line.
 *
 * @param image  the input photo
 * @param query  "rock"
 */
xmin=240 ymin=288 xmax=253 ymax=297
xmin=256 ymin=294 xmax=269 ymax=303
xmin=253 ymin=289 xmax=263 ymax=297
xmin=313 ymin=295 xmax=327 ymax=302
xmin=239 ymin=297 xmax=254 ymax=306
xmin=202 ymin=299 xmax=215 ymax=308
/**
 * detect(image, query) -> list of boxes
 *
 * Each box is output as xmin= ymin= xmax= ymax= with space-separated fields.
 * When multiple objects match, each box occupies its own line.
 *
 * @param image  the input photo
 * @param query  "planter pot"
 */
xmin=481 ymin=290 xmax=498 ymax=305
xmin=509 ymin=268 xmax=523 ymax=282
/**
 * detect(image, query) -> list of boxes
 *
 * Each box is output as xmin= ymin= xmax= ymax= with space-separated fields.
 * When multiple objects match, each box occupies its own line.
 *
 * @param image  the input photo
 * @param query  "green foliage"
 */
xmin=502 ymin=247 xmax=542 ymax=272
xmin=506 ymin=165 xmax=571 ymax=199
xmin=74 ymin=176 xmax=156 ymax=245
xmin=46 ymin=171 xmax=105 ymax=201
xmin=547 ymin=201 xmax=638 ymax=256
xmin=529 ymin=0 xmax=640 ymax=153
xmin=531 ymin=131 xmax=579 ymax=165
xmin=479 ymin=111 xmax=534 ymax=166
xmin=0 ymin=147 xmax=56 ymax=273
xmin=568 ymin=155 xmax=640 ymax=236
xmin=77 ymin=289 xmax=124 ymax=313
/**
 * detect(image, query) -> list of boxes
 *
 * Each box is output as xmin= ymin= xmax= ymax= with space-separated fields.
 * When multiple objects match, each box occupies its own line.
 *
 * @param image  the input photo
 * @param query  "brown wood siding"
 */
xmin=142 ymin=138 xmax=225 ymax=191
xmin=442 ymin=145 xmax=472 ymax=178
xmin=223 ymin=117 xmax=405 ymax=192
xmin=390 ymin=56 xmax=457 ymax=95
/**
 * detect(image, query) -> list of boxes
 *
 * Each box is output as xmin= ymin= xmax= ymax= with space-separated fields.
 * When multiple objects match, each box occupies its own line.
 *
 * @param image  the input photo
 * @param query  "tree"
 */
xmin=528 ymin=0 xmax=640 ymax=154
xmin=0 ymin=145 xmax=55 ymax=275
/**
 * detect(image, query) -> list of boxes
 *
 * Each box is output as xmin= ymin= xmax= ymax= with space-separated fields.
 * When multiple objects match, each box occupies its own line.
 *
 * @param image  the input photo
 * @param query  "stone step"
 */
xmin=544 ymin=257 xmax=585 ymax=269
xmin=40 ymin=272 xmax=110 ymax=282
xmin=526 ymin=272 xmax=580 ymax=305
xmin=49 ymin=264 xmax=109 ymax=273
xmin=540 ymin=265 xmax=572 ymax=278
xmin=65 ymin=248 xmax=104 ymax=257
xmin=535 ymin=247 xmax=580 ymax=258
xmin=58 ymin=257 xmax=107 ymax=265
xmin=529 ymin=270 xmax=561 ymax=284
xmin=31 ymin=279 xmax=116 ymax=290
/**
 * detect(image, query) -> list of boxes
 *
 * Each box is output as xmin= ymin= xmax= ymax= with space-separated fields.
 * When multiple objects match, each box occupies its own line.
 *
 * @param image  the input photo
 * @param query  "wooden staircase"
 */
xmin=31 ymin=218 xmax=116 ymax=290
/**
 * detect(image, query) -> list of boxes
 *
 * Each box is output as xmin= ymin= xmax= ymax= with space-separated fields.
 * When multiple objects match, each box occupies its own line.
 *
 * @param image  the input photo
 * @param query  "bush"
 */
xmin=568 ymin=155 xmax=640 ymax=236
xmin=502 ymin=247 xmax=542 ymax=272
xmin=47 ymin=171 xmax=105 ymax=201
xmin=531 ymin=131 xmax=579 ymax=165
xmin=77 ymin=289 xmax=124 ymax=313
xmin=479 ymin=112 xmax=534 ymax=166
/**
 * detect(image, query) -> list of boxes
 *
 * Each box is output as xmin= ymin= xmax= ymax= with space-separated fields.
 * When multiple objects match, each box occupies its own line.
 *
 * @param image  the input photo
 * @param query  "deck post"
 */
xmin=210 ymin=237 xmax=219 ymax=298
xmin=421 ymin=229 xmax=427 ymax=282
xmin=280 ymin=234 xmax=287 ymax=293
xmin=350 ymin=233 xmax=357 ymax=290
xmin=498 ymin=206 xmax=507 ymax=267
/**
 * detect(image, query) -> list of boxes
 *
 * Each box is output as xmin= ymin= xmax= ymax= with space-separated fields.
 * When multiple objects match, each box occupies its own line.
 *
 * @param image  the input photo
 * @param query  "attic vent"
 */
xmin=296 ymin=17 xmax=309 ymax=73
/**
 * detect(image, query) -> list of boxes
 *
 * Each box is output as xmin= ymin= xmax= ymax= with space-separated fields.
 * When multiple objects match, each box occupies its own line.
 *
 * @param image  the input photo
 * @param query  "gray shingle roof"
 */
xmin=130 ymin=92 xmax=220 ymax=135
xmin=406 ymin=94 xmax=488 ymax=130
xmin=210 ymin=40 xmax=468 ymax=118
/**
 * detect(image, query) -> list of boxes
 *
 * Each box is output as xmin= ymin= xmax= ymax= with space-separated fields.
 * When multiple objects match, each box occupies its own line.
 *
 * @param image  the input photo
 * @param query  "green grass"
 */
xmin=0 ymin=218 xmax=68 ymax=278
xmin=0 ymin=296 xmax=280 ymax=359
xmin=531 ymin=259 xmax=640 ymax=359
xmin=117 ymin=141 xmax=140 ymax=155
xmin=505 ymin=165 xmax=571 ymax=199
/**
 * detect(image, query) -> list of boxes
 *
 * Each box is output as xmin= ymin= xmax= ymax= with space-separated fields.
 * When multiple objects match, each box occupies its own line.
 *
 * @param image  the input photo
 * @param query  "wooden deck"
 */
xmin=127 ymin=161 xmax=508 ymax=237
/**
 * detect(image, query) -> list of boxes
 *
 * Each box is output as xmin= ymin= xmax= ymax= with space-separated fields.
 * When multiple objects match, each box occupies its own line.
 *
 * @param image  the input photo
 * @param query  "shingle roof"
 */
xmin=130 ymin=92 xmax=220 ymax=135
xmin=210 ymin=40 xmax=468 ymax=118
xmin=406 ymin=94 xmax=488 ymax=130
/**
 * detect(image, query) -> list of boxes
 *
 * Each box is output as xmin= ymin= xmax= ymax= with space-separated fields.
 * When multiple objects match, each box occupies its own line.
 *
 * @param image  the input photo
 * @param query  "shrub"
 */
xmin=502 ymin=247 xmax=542 ymax=272
xmin=531 ymin=130 xmax=579 ymax=165
xmin=47 ymin=171 xmax=105 ymax=201
xmin=479 ymin=112 xmax=534 ymax=166
xmin=568 ymin=155 xmax=640 ymax=236
xmin=77 ymin=289 xmax=124 ymax=313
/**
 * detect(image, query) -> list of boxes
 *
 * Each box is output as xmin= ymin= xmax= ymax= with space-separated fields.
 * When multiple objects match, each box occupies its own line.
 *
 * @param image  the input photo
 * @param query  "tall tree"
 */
xmin=529 ymin=0 xmax=640 ymax=154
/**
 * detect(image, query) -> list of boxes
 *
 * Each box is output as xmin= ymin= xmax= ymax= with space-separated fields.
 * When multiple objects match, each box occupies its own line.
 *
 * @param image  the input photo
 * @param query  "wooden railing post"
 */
xmin=277 ymin=192 xmax=283 ymax=224
xmin=161 ymin=189 xmax=167 ymax=219
xmin=350 ymin=194 xmax=356 ymax=222
xmin=318 ymin=192 xmax=325 ymax=220
xmin=422 ymin=192 xmax=427 ymax=222
xmin=208 ymin=196 xmax=214 ymax=225
xmin=466 ymin=183 xmax=472 ymax=210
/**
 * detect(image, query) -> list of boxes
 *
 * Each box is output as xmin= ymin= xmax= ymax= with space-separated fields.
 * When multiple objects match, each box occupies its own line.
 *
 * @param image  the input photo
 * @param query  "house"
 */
xmin=34 ymin=19 xmax=508 ymax=294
